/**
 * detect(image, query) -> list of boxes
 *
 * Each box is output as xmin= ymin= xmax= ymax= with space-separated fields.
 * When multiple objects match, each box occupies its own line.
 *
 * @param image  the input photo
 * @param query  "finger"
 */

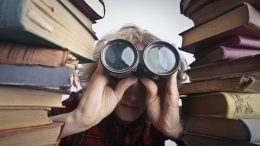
xmin=113 ymin=76 xmax=138 ymax=100
xmin=166 ymin=72 xmax=179 ymax=97
xmin=139 ymin=77 xmax=158 ymax=99
xmin=86 ymin=62 xmax=110 ymax=95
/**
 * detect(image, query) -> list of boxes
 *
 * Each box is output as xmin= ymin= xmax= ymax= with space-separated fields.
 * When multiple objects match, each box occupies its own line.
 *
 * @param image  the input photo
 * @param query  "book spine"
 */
xmin=221 ymin=35 xmax=260 ymax=49
xmin=225 ymin=92 xmax=260 ymax=119
xmin=0 ymin=64 xmax=73 ymax=91
xmin=192 ymin=46 xmax=260 ymax=67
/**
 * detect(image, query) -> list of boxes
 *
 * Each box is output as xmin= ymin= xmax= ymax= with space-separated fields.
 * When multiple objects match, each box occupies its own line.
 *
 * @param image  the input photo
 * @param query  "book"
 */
xmin=187 ymin=0 xmax=260 ymax=26
xmin=57 ymin=0 xmax=93 ymax=31
xmin=181 ymin=0 xmax=216 ymax=17
xmin=180 ymin=3 xmax=260 ymax=54
xmin=0 ymin=0 xmax=97 ymax=62
xmin=218 ymin=35 xmax=260 ymax=49
xmin=0 ymin=64 xmax=73 ymax=92
xmin=69 ymin=0 xmax=105 ymax=22
xmin=181 ymin=92 xmax=260 ymax=119
xmin=0 ymin=122 xmax=64 ymax=146
xmin=0 ymin=107 xmax=51 ymax=130
xmin=186 ymin=54 xmax=260 ymax=81
xmin=0 ymin=86 xmax=63 ymax=107
xmin=190 ymin=46 xmax=260 ymax=67
xmin=180 ymin=75 xmax=260 ymax=95
xmin=0 ymin=41 xmax=69 ymax=67
xmin=183 ymin=115 xmax=260 ymax=142
xmin=181 ymin=133 xmax=258 ymax=146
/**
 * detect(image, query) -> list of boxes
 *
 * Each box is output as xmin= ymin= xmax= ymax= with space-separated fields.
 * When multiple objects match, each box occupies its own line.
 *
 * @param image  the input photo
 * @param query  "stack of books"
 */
xmin=179 ymin=1 xmax=260 ymax=146
xmin=0 ymin=0 xmax=105 ymax=145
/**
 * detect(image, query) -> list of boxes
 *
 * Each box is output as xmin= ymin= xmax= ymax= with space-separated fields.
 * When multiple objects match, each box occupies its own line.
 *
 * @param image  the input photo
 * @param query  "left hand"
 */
xmin=140 ymin=72 xmax=183 ymax=139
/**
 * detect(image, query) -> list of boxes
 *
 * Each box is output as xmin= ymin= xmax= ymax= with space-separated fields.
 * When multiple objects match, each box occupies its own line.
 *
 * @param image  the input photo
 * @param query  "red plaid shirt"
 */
xmin=51 ymin=92 xmax=167 ymax=146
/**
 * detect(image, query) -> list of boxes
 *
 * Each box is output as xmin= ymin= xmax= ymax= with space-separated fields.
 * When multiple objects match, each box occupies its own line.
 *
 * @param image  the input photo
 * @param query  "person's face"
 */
xmin=115 ymin=81 xmax=146 ymax=122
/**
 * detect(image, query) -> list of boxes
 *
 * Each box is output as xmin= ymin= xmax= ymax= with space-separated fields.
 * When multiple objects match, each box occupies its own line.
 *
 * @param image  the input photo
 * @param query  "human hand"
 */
xmin=140 ymin=73 xmax=183 ymax=139
xmin=59 ymin=62 xmax=137 ymax=137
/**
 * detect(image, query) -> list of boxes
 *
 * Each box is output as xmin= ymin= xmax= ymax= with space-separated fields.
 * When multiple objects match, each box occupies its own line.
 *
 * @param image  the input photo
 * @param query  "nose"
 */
xmin=123 ymin=81 xmax=146 ymax=103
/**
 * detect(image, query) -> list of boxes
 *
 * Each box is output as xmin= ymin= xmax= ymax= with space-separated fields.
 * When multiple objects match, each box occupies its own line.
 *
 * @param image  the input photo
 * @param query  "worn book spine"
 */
xmin=186 ymin=54 xmax=260 ymax=81
xmin=181 ymin=92 xmax=260 ymax=119
xmin=0 ymin=64 xmax=73 ymax=92
xmin=0 ymin=42 xmax=69 ymax=67
xmin=180 ymin=75 xmax=260 ymax=94
xmin=191 ymin=46 xmax=260 ymax=67
xmin=220 ymin=35 xmax=260 ymax=49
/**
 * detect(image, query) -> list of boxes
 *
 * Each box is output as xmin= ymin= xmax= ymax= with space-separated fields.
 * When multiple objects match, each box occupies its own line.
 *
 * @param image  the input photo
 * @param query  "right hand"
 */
xmin=60 ymin=62 xmax=137 ymax=137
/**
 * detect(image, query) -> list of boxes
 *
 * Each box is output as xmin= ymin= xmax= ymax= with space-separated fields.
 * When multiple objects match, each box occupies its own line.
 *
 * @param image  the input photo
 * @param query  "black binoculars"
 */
xmin=100 ymin=39 xmax=180 ymax=80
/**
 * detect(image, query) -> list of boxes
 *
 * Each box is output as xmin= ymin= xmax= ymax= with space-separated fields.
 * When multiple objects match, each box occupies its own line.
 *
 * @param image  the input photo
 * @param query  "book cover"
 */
xmin=181 ymin=92 xmax=260 ymax=119
xmin=186 ymin=54 xmax=260 ymax=81
xmin=180 ymin=75 xmax=260 ymax=94
xmin=0 ymin=122 xmax=64 ymax=146
xmin=187 ymin=0 xmax=260 ymax=26
xmin=183 ymin=115 xmax=260 ymax=142
xmin=180 ymin=3 xmax=260 ymax=54
xmin=190 ymin=46 xmax=260 ymax=67
xmin=0 ymin=86 xmax=63 ymax=107
xmin=0 ymin=107 xmax=51 ymax=130
xmin=181 ymin=133 xmax=258 ymax=146
xmin=0 ymin=0 xmax=96 ymax=62
xmin=0 ymin=41 xmax=69 ymax=67
xmin=0 ymin=64 xmax=73 ymax=92
xmin=69 ymin=0 xmax=105 ymax=22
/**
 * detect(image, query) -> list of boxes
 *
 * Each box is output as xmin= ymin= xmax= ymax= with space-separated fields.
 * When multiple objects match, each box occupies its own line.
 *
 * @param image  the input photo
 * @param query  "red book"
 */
xmin=191 ymin=46 xmax=260 ymax=67
xmin=69 ymin=0 xmax=105 ymax=22
xmin=219 ymin=35 xmax=260 ymax=49
xmin=186 ymin=54 xmax=260 ymax=81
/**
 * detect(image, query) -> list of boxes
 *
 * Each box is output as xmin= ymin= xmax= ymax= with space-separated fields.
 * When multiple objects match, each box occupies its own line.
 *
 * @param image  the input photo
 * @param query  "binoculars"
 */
xmin=100 ymin=39 xmax=180 ymax=80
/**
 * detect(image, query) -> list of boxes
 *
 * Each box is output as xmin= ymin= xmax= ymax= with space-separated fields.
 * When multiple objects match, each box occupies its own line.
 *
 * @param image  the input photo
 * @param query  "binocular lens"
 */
xmin=101 ymin=39 xmax=180 ymax=79
xmin=101 ymin=40 xmax=139 ymax=73
xmin=144 ymin=42 xmax=179 ymax=75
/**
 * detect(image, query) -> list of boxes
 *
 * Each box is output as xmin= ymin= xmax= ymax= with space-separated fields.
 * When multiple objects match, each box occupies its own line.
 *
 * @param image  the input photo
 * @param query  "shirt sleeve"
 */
xmin=49 ymin=92 xmax=80 ymax=116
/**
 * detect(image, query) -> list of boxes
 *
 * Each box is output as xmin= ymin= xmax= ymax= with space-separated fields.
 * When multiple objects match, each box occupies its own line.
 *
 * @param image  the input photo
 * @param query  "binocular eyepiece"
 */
xmin=100 ymin=39 xmax=180 ymax=80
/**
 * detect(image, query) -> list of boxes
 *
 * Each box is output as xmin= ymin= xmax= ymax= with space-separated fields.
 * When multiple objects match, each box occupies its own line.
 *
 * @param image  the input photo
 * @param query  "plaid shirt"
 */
xmin=51 ymin=92 xmax=166 ymax=146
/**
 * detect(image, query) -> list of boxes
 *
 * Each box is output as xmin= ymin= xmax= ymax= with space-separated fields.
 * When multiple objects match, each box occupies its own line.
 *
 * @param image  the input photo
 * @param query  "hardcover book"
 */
xmin=190 ymin=46 xmax=260 ymax=67
xmin=183 ymin=115 xmax=260 ymax=142
xmin=186 ymin=0 xmax=260 ymax=26
xmin=0 ymin=0 xmax=97 ymax=62
xmin=181 ymin=92 xmax=260 ymax=119
xmin=180 ymin=3 xmax=260 ymax=54
xmin=180 ymin=75 xmax=260 ymax=94
xmin=217 ymin=35 xmax=260 ymax=49
xmin=186 ymin=54 xmax=260 ymax=81
xmin=0 ymin=86 xmax=63 ymax=107
xmin=0 ymin=107 xmax=51 ymax=130
xmin=181 ymin=133 xmax=258 ymax=146
xmin=69 ymin=0 xmax=105 ymax=22
xmin=0 ymin=41 xmax=69 ymax=67
xmin=0 ymin=122 xmax=64 ymax=146
xmin=57 ymin=0 xmax=93 ymax=31
xmin=0 ymin=64 xmax=73 ymax=92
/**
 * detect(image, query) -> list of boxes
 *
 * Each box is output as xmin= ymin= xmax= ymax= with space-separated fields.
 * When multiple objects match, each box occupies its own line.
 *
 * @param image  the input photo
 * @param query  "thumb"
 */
xmin=114 ymin=76 xmax=138 ymax=99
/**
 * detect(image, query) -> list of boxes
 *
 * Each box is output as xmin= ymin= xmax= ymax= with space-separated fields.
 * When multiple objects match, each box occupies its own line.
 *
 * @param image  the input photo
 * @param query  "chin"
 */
xmin=115 ymin=105 xmax=145 ymax=122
